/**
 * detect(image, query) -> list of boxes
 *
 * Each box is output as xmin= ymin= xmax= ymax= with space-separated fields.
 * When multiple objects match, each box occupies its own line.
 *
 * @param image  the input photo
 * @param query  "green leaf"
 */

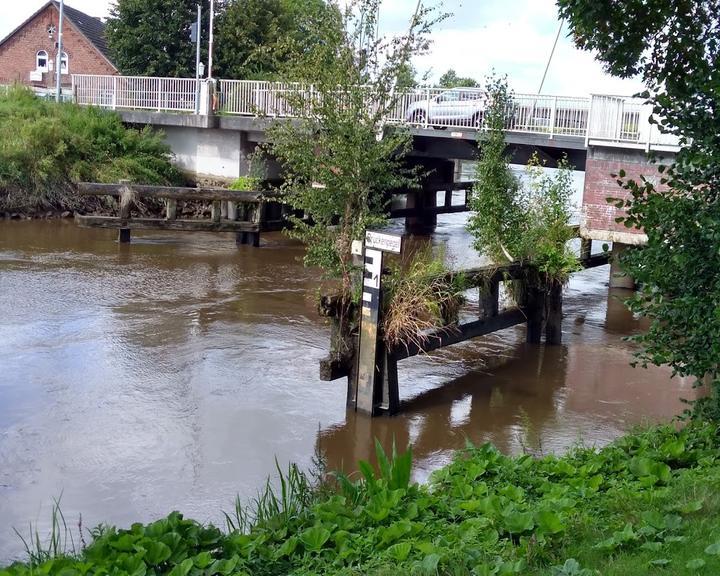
xmin=167 ymin=558 xmax=193 ymax=576
xmin=536 ymin=510 xmax=565 ymax=534
xmin=503 ymin=510 xmax=535 ymax=534
xmin=276 ymin=536 xmax=298 ymax=558
xmin=649 ymin=558 xmax=671 ymax=566
xmin=144 ymin=541 xmax=172 ymax=566
xmin=686 ymin=558 xmax=706 ymax=569
xmin=704 ymin=542 xmax=720 ymax=555
xmin=299 ymin=525 xmax=331 ymax=552
xmin=386 ymin=542 xmax=412 ymax=562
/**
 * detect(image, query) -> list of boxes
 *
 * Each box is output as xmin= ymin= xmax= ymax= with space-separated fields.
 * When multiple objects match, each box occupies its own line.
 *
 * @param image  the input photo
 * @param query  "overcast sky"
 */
xmin=0 ymin=0 xmax=643 ymax=96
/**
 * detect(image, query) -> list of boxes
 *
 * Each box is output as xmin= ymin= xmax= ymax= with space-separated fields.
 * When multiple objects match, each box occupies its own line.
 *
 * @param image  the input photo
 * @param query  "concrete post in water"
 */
xmin=355 ymin=231 xmax=403 ymax=416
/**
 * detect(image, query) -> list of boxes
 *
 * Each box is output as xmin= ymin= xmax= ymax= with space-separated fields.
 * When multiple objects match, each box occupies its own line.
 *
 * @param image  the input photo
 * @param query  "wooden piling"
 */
xmin=381 ymin=349 xmax=400 ymax=415
xmin=118 ymin=180 xmax=132 ymax=243
xmin=211 ymin=200 xmax=222 ymax=223
xmin=165 ymin=198 xmax=177 ymax=220
xmin=480 ymin=278 xmax=500 ymax=318
xmin=545 ymin=282 xmax=563 ymax=345
xmin=524 ymin=285 xmax=545 ymax=344
xmin=227 ymin=201 xmax=237 ymax=221
xmin=580 ymin=237 xmax=592 ymax=261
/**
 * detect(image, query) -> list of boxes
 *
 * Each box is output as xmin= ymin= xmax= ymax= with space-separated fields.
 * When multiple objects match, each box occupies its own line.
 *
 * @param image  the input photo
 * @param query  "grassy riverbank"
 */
xmin=0 ymin=87 xmax=183 ymax=215
xmin=2 ymin=423 xmax=720 ymax=575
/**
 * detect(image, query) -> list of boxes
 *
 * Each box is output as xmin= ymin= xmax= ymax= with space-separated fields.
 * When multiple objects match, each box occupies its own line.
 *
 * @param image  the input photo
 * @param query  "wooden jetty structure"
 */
xmin=75 ymin=181 xmax=288 ymax=246
xmin=319 ymin=231 xmax=609 ymax=417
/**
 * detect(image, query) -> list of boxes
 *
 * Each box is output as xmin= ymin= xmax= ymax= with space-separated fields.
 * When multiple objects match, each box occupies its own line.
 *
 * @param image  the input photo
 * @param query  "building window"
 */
xmin=60 ymin=52 xmax=69 ymax=74
xmin=36 ymin=50 xmax=49 ymax=72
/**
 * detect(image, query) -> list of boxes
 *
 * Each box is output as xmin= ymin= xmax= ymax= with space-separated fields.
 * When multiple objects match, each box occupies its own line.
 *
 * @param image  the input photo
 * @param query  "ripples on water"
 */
xmin=0 ymin=213 xmax=692 ymax=562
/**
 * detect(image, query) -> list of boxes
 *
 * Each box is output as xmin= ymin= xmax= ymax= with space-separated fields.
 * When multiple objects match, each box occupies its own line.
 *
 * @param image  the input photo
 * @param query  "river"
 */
xmin=0 ymin=215 xmax=693 ymax=562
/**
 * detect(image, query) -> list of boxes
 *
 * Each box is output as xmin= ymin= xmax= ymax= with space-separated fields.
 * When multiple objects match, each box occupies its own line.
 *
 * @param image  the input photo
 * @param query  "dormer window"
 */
xmin=60 ymin=52 xmax=69 ymax=74
xmin=36 ymin=50 xmax=49 ymax=72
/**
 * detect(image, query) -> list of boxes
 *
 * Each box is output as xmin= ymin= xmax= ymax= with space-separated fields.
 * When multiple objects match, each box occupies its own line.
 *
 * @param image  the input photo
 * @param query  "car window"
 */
xmin=459 ymin=91 xmax=483 ymax=101
xmin=439 ymin=90 xmax=460 ymax=102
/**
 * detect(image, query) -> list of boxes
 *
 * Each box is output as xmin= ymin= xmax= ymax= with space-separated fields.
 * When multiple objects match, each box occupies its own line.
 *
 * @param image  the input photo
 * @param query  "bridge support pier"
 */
xmin=404 ymin=158 xmax=455 ymax=235
xmin=609 ymin=243 xmax=636 ymax=289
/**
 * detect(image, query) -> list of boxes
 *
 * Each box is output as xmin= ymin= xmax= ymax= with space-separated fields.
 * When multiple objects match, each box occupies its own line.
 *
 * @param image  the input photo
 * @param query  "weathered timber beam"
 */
xmin=391 ymin=307 xmax=527 ymax=360
xmin=390 ymin=205 xmax=469 ymax=217
xmin=581 ymin=253 xmax=610 ymax=268
xmin=75 ymin=215 xmax=259 ymax=232
xmin=77 ymin=183 xmax=262 ymax=202
xmin=319 ymin=357 xmax=350 ymax=381
xmin=391 ymin=181 xmax=474 ymax=196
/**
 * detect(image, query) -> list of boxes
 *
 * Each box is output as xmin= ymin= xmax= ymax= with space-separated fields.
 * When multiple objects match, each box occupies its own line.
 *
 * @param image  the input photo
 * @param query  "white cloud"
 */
xmin=0 ymin=0 xmax=644 ymax=97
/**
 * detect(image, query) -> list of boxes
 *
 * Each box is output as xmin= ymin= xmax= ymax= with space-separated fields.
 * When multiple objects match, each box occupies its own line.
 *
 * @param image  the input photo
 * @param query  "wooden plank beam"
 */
xmin=391 ymin=307 xmax=527 ymax=360
xmin=75 ymin=215 xmax=259 ymax=232
xmin=77 ymin=182 xmax=262 ymax=202
xmin=390 ymin=205 xmax=470 ymax=217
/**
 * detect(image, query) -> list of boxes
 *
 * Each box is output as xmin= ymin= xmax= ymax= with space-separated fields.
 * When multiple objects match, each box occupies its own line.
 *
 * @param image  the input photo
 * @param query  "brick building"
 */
xmin=0 ymin=1 xmax=117 ymax=90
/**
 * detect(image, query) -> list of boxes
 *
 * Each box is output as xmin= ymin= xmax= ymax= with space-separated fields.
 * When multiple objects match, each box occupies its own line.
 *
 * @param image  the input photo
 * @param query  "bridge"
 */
xmin=69 ymin=74 xmax=681 ymax=288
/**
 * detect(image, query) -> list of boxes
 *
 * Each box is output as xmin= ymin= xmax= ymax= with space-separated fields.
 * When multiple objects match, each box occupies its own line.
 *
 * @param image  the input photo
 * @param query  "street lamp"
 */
xmin=55 ymin=0 xmax=65 ymax=102
xmin=208 ymin=0 xmax=215 ymax=79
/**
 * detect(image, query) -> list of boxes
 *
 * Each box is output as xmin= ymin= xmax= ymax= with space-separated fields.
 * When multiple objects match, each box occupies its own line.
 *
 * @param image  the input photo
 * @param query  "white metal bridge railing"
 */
xmin=73 ymin=75 xmax=199 ymax=113
xmin=70 ymin=75 xmax=681 ymax=150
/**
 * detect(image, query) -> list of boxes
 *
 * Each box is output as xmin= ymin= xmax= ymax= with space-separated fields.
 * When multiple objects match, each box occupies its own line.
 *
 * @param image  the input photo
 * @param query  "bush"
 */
xmin=382 ymin=247 xmax=466 ymax=350
xmin=0 ymin=86 xmax=183 ymax=213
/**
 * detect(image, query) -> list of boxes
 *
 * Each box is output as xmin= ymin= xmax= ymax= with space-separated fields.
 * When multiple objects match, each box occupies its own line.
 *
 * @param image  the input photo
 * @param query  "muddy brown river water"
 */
xmin=0 ymin=217 xmax=694 ymax=562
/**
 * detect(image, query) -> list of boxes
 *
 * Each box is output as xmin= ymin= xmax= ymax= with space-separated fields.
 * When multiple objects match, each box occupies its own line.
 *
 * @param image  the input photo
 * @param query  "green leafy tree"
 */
xmin=557 ymin=0 xmax=720 ymax=418
xmin=214 ymin=0 xmax=338 ymax=80
xmin=438 ymin=68 xmax=479 ymax=88
xmin=467 ymin=77 xmax=578 ymax=286
xmin=106 ymin=0 xmax=211 ymax=77
xmin=395 ymin=62 xmax=418 ymax=89
xmin=266 ymin=0 xmax=442 ymax=300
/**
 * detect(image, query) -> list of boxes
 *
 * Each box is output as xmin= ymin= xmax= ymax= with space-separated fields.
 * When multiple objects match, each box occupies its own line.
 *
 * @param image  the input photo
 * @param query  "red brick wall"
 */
xmin=582 ymin=147 xmax=673 ymax=242
xmin=0 ymin=4 xmax=116 ymax=89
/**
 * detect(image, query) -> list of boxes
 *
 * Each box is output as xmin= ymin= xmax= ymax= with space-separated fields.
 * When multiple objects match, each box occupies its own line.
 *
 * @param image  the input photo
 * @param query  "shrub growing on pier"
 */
xmin=0 ymin=87 xmax=182 ymax=213
xmin=467 ymin=77 xmax=579 ymax=288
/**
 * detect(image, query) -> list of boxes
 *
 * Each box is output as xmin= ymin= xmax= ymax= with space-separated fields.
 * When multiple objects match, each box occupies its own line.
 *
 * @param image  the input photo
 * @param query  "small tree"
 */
xmin=558 ymin=0 xmax=720 ymax=418
xmin=266 ymin=0 xmax=442 ymax=301
xmin=467 ymin=77 xmax=578 ymax=287
xmin=438 ymin=69 xmax=479 ymax=88
xmin=106 ymin=0 xmax=210 ymax=77
xmin=214 ymin=0 xmax=338 ymax=80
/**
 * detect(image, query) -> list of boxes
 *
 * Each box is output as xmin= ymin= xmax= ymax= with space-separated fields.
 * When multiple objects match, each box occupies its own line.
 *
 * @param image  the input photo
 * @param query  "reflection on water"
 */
xmin=0 ymin=219 xmax=693 ymax=562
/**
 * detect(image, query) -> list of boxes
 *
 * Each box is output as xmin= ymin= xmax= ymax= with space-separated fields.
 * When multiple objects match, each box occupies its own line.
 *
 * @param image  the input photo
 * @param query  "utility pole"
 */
xmin=55 ymin=0 xmax=65 ymax=102
xmin=208 ymin=0 xmax=215 ymax=79
xmin=190 ymin=3 xmax=203 ymax=113
xmin=195 ymin=4 xmax=202 ymax=81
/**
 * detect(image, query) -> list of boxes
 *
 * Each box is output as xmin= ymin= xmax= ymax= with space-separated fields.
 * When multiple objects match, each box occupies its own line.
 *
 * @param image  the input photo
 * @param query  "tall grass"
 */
xmin=0 ymin=86 xmax=183 ymax=213
xmin=12 ymin=496 xmax=79 ymax=566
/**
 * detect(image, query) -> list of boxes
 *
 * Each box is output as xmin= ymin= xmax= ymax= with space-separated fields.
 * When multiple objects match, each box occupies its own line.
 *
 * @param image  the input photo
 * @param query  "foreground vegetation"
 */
xmin=0 ymin=87 xmax=182 ymax=214
xmin=3 ymin=423 xmax=720 ymax=575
